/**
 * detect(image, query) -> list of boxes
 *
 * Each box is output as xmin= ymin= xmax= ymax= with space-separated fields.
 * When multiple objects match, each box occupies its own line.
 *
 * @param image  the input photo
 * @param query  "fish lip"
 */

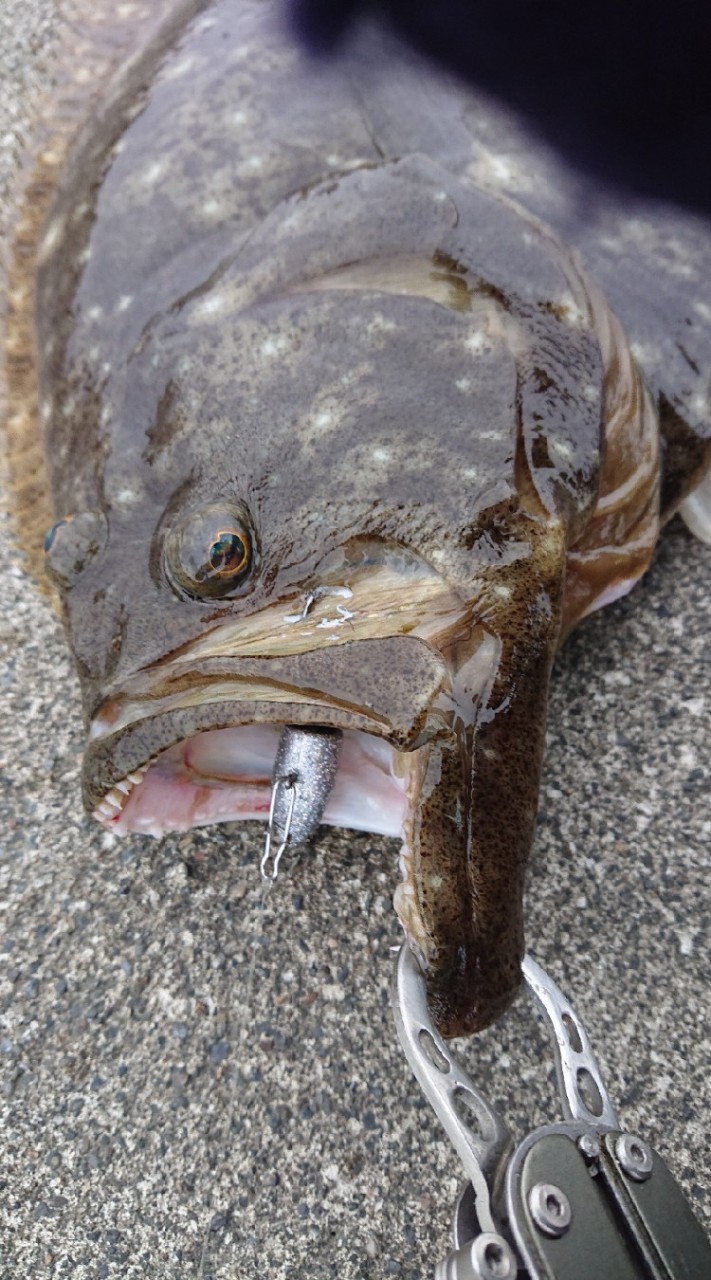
xmin=84 ymin=695 xmax=423 ymax=815
xmin=82 ymin=632 xmax=454 ymax=813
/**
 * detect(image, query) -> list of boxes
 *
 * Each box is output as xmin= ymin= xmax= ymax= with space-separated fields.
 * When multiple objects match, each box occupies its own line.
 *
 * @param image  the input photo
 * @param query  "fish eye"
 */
xmin=43 ymin=511 xmax=108 ymax=587
xmin=164 ymin=503 xmax=255 ymax=599
xmin=208 ymin=530 xmax=250 ymax=577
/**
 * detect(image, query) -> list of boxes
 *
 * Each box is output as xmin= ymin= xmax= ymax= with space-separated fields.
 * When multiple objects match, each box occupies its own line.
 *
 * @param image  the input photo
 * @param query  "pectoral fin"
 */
xmin=396 ymin=568 xmax=562 ymax=1037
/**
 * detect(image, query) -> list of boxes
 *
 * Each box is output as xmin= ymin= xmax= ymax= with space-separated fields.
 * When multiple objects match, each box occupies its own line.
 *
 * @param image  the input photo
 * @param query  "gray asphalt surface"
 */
xmin=0 ymin=3 xmax=709 ymax=1277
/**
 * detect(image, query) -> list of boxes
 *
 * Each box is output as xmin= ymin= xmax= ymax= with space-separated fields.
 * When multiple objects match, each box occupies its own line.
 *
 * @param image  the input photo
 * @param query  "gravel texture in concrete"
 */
xmin=0 ymin=3 xmax=709 ymax=1277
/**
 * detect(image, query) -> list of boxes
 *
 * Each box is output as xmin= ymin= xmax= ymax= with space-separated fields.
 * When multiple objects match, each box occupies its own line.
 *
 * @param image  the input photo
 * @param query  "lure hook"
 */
xmin=260 ymin=773 xmax=297 ymax=881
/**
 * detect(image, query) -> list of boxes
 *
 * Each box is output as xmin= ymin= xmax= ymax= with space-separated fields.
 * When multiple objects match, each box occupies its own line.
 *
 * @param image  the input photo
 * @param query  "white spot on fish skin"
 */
xmin=464 ymin=331 xmax=491 ymax=354
xmin=463 ymin=466 xmax=479 ymax=479
xmin=693 ymin=300 xmax=711 ymax=322
xmin=583 ymin=384 xmax=599 ymax=403
xmin=202 ymin=198 xmax=225 ymax=219
xmin=246 ymin=155 xmax=265 ymax=171
xmin=326 ymin=154 xmax=342 ymax=166
xmin=163 ymin=54 xmax=197 ymax=81
xmin=455 ymin=377 xmax=473 ymax=392
xmin=433 ymin=190 xmax=448 ymax=202
xmin=102 ymin=362 xmax=112 ymax=376
xmin=313 ymin=411 xmax=335 ymax=432
xmin=194 ymin=13 xmax=217 ymax=34
xmin=40 ymin=399 xmax=52 ymax=425
xmin=550 ymin=438 xmax=574 ymax=460
xmin=193 ymin=290 xmax=230 ymax=320
xmin=261 ymin=336 xmax=288 ymax=357
xmin=559 ymin=301 xmax=586 ymax=328
xmin=372 ymin=446 xmax=391 ymax=463
xmin=491 ymin=583 xmax=512 ymax=599
xmin=62 ymin=394 xmax=77 ymax=419
xmin=690 ymin=392 xmax=710 ymax=418
xmin=138 ymin=157 xmax=169 ymax=187
xmin=87 ymin=305 xmax=103 ymax=322
xmin=490 ymin=156 xmax=514 ymax=183
xmin=366 ymin=313 xmax=397 ymax=336
xmin=230 ymin=109 xmax=249 ymax=127
xmin=630 ymin=341 xmax=660 ymax=367
xmin=39 ymin=218 xmax=64 ymax=259
xmin=681 ymin=696 xmax=705 ymax=717
xmin=115 ymin=488 xmax=139 ymax=507
xmin=116 ymin=295 xmax=133 ymax=314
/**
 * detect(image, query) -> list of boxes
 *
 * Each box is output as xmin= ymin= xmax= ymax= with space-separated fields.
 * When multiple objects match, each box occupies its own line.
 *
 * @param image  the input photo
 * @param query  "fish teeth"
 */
xmin=92 ymin=763 xmax=150 ymax=827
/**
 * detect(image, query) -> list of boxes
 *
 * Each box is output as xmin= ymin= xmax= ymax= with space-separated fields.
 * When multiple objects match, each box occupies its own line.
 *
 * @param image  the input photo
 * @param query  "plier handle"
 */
xmin=391 ymin=947 xmax=711 ymax=1279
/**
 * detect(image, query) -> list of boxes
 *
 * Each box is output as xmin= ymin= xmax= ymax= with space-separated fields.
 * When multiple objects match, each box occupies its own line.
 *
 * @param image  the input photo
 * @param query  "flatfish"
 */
xmin=3 ymin=0 xmax=710 ymax=1035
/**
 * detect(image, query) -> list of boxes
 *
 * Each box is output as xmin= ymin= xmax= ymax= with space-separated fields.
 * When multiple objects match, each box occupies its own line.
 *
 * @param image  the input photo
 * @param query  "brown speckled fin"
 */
xmin=398 ymin=521 xmax=565 ymax=1037
xmin=0 ymin=0 xmax=204 ymax=585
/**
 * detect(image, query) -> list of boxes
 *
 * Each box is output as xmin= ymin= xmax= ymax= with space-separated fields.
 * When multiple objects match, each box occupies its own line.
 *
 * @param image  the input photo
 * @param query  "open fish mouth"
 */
xmin=85 ymin=542 xmax=467 ymax=842
xmin=84 ymin=636 xmax=468 ymax=1020
xmin=93 ymin=722 xmax=410 ymax=842
xmin=81 ymin=544 xmax=498 ymax=1033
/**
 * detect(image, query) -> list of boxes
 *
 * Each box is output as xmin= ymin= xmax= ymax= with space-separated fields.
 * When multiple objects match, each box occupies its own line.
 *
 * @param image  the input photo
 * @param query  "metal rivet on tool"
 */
xmin=577 ymin=1133 xmax=600 ymax=1162
xmin=616 ymin=1133 xmax=653 ymax=1182
xmin=437 ymin=1233 xmax=518 ymax=1280
xmin=528 ymin=1182 xmax=572 ymax=1237
xmin=471 ymin=1234 xmax=518 ymax=1279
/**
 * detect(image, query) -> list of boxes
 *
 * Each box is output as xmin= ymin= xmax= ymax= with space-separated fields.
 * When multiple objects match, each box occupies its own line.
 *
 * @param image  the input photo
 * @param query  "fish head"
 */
xmin=42 ymin=158 xmax=654 ymax=1035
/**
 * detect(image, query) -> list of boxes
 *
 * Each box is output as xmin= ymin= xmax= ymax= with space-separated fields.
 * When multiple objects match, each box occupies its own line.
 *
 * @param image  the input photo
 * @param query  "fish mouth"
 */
xmin=85 ymin=626 xmax=454 ymax=849
xmin=92 ymin=717 xmax=416 ymax=843
xmin=85 ymin=633 xmax=461 ymax=990
xmin=82 ymin=543 xmax=539 ymax=1039
xmin=86 ymin=541 xmax=468 ymax=838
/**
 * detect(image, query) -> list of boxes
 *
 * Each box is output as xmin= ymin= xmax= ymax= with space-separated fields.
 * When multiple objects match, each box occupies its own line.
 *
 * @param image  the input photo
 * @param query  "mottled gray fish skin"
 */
xmin=7 ymin=0 xmax=710 ymax=1034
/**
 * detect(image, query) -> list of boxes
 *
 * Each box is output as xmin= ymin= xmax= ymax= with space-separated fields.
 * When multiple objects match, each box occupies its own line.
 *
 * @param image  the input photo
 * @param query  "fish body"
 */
xmin=3 ymin=0 xmax=710 ymax=1035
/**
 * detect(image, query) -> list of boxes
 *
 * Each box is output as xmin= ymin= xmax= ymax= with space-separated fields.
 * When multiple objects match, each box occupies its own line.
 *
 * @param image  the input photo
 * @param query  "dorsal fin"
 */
xmin=0 ymin=0 xmax=204 ymax=591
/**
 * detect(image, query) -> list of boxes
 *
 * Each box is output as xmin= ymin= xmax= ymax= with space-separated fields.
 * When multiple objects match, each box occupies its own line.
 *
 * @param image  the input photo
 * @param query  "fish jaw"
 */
xmin=94 ymin=724 xmax=410 ymax=841
xmin=84 ymin=544 xmax=562 ymax=1039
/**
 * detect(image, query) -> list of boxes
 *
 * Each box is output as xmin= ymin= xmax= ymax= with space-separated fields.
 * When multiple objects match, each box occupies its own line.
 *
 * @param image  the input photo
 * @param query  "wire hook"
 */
xmin=260 ymin=774 xmax=297 ymax=881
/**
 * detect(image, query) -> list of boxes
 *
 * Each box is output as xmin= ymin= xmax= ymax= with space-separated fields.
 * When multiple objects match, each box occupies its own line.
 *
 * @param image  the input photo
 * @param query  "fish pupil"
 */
xmin=44 ymin=517 xmax=70 ymax=554
xmin=209 ymin=531 xmax=246 ymax=575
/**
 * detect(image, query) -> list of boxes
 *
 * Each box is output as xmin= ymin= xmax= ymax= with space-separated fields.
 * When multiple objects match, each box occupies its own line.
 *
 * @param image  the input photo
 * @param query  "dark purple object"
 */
xmin=287 ymin=0 xmax=711 ymax=217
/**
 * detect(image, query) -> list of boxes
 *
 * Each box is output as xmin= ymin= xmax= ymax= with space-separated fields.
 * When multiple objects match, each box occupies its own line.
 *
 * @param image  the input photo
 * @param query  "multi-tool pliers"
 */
xmin=392 ymin=946 xmax=711 ymax=1279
